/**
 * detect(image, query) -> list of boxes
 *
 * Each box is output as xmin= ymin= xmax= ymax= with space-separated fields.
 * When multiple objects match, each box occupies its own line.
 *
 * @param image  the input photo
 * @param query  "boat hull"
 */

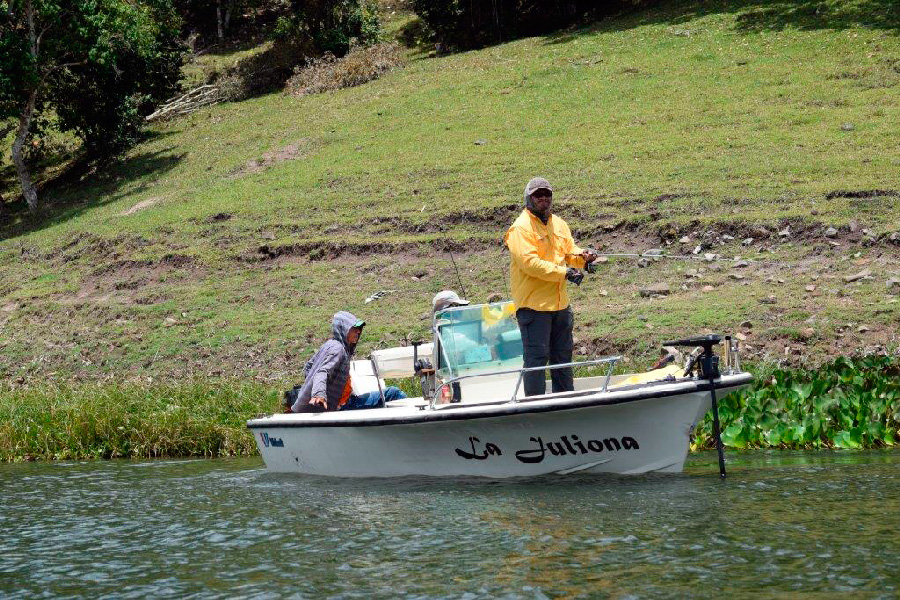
xmin=248 ymin=375 xmax=751 ymax=478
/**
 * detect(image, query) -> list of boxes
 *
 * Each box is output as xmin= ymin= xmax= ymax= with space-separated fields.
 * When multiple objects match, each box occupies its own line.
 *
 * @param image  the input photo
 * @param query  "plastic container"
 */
xmin=370 ymin=343 xmax=434 ymax=378
xmin=349 ymin=360 xmax=385 ymax=395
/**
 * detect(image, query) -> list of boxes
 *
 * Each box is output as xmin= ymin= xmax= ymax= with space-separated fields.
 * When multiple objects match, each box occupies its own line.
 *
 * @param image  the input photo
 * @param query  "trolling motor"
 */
xmin=664 ymin=334 xmax=728 ymax=479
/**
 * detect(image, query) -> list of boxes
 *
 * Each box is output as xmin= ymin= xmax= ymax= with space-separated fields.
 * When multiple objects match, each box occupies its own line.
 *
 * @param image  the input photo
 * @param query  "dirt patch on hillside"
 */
xmin=56 ymin=253 xmax=201 ymax=306
xmin=119 ymin=197 xmax=162 ymax=216
xmin=441 ymin=204 xmax=521 ymax=228
xmin=41 ymin=233 xmax=156 ymax=264
xmin=824 ymin=189 xmax=898 ymax=200
xmin=247 ymin=236 xmax=496 ymax=263
xmin=229 ymin=140 xmax=313 ymax=178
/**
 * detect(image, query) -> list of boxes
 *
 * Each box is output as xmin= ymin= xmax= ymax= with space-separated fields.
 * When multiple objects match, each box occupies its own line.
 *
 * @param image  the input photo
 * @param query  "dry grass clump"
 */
xmin=285 ymin=42 xmax=404 ymax=96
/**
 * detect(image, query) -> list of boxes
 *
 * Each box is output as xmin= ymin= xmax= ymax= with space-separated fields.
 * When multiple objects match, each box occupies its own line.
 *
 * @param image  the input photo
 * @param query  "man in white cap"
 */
xmin=504 ymin=177 xmax=597 ymax=396
xmin=432 ymin=290 xmax=469 ymax=314
xmin=431 ymin=290 xmax=472 ymax=374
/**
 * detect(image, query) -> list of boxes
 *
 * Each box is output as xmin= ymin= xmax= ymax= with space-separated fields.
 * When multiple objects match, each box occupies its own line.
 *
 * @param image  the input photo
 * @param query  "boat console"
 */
xmin=367 ymin=301 xmax=745 ymax=414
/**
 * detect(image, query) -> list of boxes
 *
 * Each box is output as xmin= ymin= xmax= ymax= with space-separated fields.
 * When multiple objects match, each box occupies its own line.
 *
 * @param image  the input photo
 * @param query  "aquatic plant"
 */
xmin=694 ymin=355 xmax=900 ymax=450
xmin=0 ymin=381 xmax=276 ymax=461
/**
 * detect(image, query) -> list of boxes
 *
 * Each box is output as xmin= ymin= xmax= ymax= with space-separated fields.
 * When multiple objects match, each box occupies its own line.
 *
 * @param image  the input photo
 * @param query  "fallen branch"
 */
xmin=145 ymin=84 xmax=224 ymax=122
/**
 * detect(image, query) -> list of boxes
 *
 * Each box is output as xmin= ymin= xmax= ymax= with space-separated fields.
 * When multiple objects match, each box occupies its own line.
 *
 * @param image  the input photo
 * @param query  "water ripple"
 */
xmin=1 ymin=451 xmax=898 ymax=597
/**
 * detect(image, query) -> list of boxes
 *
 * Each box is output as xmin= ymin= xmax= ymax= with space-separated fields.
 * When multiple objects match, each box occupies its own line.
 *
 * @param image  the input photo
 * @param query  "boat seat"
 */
xmin=385 ymin=397 xmax=428 ymax=409
xmin=349 ymin=360 xmax=386 ymax=396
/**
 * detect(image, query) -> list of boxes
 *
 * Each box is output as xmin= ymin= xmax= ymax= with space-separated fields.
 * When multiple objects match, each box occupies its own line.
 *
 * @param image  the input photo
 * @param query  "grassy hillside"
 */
xmin=1 ymin=0 xmax=898 ymax=387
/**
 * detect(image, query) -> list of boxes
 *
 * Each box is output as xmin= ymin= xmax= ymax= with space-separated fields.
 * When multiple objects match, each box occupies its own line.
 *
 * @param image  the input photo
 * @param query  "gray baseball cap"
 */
xmin=524 ymin=177 xmax=553 ymax=211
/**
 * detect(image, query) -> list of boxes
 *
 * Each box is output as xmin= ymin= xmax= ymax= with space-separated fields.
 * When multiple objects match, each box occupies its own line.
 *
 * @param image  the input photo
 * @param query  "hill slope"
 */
xmin=1 ymin=0 xmax=898 ymax=384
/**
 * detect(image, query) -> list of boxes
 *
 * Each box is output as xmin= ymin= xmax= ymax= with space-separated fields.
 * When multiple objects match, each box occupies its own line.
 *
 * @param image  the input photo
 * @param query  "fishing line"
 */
xmin=572 ymin=249 xmax=791 ymax=348
xmin=447 ymin=249 xmax=467 ymax=299
xmin=582 ymin=251 xmax=791 ymax=267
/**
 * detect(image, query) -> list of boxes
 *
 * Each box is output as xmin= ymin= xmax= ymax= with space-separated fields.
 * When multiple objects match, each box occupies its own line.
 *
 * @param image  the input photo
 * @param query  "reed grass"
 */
xmin=0 ymin=380 xmax=279 ymax=461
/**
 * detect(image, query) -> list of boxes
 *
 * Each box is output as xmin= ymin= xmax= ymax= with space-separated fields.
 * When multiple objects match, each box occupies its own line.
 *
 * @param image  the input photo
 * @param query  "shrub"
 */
xmin=216 ymin=38 xmax=317 ymax=101
xmin=280 ymin=0 xmax=381 ymax=56
xmin=284 ymin=42 xmax=404 ymax=96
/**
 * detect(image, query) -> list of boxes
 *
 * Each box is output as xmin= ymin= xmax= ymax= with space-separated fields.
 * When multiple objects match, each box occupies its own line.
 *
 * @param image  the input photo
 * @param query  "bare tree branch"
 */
xmin=35 ymin=23 xmax=52 ymax=54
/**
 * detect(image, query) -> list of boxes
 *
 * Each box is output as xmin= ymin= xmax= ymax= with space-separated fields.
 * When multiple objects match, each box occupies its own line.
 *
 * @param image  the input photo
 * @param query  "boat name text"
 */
xmin=455 ymin=435 xmax=639 ymax=463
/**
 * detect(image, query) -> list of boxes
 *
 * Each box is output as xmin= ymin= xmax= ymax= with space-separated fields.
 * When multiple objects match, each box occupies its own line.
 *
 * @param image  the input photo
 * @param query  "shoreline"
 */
xmin=2 ymin=355 xmax=896 ymax=462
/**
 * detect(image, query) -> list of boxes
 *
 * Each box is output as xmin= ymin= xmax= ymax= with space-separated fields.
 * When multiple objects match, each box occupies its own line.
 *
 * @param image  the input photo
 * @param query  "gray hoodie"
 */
xmin=290 ymin=311 xmax=361 ymax=412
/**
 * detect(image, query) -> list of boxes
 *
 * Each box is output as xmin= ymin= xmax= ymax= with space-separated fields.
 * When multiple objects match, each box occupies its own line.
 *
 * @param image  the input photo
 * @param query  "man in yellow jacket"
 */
xmin=504 ymin=177 xmax=597 ymax=396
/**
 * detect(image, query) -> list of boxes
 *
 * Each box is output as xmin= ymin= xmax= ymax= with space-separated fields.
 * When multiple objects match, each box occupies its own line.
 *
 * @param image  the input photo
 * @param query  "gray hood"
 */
xmin=332 ymin=311 xmax=362 ymax=353
xmin=524 ymin=176 xmax=553 ymax=215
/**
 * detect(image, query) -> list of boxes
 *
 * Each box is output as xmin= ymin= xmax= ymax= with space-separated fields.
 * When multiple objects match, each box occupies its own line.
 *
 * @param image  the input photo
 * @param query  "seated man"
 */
xmin=284 ymin=311 xmax=406 ymax=413
xmin=340 ymin=382 xmax=406 ymax=411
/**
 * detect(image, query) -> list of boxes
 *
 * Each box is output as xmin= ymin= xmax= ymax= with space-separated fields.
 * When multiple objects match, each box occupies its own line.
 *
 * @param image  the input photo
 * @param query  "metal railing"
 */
xmin=429 ymin=356 xmax=621 ymax=409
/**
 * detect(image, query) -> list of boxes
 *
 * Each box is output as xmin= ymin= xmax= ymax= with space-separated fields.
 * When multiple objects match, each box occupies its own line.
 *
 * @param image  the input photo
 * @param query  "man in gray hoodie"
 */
xmin=286 ymin=311 xmax=364 ymax=413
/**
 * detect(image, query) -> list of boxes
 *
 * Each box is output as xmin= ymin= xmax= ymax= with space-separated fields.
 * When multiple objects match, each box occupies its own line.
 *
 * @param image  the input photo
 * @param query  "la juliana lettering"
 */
xmin=514 ymin=435 xmax=640 ymax=464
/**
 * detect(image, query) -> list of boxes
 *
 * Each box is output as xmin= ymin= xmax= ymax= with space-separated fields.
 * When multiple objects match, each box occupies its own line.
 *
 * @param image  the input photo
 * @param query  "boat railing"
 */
xmin=429 ymin=356 xmax=622 ymax=410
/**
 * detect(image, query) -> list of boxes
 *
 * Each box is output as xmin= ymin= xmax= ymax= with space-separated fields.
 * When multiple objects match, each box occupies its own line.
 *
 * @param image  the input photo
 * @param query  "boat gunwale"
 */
xmin=247 ymin=372 xmax=752 ymax=429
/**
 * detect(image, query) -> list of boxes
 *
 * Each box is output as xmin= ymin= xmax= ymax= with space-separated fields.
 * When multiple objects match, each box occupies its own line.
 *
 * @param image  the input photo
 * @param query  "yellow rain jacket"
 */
xmin=504 ymin=209 xmax=586 ymax=311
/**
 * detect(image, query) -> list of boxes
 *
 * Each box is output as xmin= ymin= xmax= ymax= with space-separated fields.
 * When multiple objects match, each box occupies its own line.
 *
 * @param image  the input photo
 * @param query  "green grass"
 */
xmin=0 ymin=380 xmax=278 ymax=461
xmin=0 ymin=0 xmax=898 ymax=385
xmin=180 ymin=41 xmax=277 ymax=88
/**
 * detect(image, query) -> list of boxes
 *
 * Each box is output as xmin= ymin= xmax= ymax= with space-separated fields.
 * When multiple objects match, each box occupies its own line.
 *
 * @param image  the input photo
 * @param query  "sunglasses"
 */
xmin=532 ymin=190 xmax=552 ymax=199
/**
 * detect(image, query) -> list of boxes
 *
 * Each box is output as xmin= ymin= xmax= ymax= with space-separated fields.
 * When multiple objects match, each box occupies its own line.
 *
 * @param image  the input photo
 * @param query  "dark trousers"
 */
xmin=516 ymin=307 xmax=574 ymax=397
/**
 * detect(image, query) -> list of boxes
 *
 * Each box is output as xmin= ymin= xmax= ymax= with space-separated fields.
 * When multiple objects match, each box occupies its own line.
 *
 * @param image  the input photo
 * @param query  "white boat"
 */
xmin=248 ymin=301 xmax=752 ymax=478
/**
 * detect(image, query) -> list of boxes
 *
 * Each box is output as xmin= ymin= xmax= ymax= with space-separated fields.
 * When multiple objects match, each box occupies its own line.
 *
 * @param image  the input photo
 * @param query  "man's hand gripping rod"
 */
xmin=564 ymin=249 xmax=600 ymax=286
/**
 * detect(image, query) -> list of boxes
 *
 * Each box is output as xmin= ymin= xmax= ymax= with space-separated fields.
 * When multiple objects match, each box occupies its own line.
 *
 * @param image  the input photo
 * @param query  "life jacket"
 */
xmin=337 ymin=377 xmax=352 ymax=408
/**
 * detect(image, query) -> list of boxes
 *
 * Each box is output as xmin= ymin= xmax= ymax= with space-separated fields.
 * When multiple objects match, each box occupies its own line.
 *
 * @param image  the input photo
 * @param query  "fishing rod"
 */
xmin=567 ymin=250 xmax=790 ymax=267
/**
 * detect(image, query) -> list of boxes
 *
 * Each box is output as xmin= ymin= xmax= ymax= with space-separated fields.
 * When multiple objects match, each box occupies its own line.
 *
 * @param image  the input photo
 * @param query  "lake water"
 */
xmin=1 ymin=450 xmax=898 ymax=598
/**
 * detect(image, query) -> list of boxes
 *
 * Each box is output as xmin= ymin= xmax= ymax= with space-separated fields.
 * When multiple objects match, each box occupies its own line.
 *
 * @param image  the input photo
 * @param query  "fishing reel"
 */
xmin=584 ymin=247 xmax=601 ymax=274
xmin=412 ymin=341 xmax=437 ymax=399
xmin=565 ymin=248 xmax=600 ymax=285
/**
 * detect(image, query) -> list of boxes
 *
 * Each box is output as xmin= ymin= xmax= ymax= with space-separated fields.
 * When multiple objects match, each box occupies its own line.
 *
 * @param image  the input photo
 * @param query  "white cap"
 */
xmin=432 ymin=290 xmax=470 ymax=313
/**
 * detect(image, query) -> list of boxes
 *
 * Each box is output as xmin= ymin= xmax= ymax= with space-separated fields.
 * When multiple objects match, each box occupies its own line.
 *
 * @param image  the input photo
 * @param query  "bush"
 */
xmin=281 ymin=0 xmax=381 ymax=56
xmin=284 ymin=42 xmax=404 ymax=96
xmin=412 ymin=0 xmax=654 ymax=50
xmin=215 ymin=37 xmax=317 ymax=101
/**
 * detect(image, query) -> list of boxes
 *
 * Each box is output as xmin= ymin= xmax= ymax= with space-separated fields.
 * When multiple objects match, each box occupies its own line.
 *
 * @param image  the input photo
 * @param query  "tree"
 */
xmin=174 ymin=0 xmax=246 ymax=44
xmin=287 ymin=0 xmax=380 ymax=55
xmin=0 ymin=0 xmax=183 ymax=212
xmin=412 ymin=0 xmax=638 ymax=50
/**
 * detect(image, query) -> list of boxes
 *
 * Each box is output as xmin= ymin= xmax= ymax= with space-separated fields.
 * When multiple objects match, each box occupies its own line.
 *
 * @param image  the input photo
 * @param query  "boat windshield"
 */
xmin=434 ymin=301 xmax=523 ymax=377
